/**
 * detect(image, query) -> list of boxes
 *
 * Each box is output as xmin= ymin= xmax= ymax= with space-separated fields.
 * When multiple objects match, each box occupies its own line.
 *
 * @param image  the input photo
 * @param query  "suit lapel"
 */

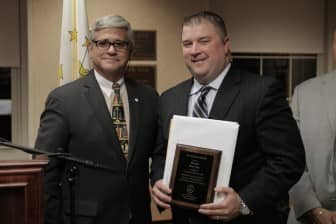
xmin=209 ymin=68 xmax=240 ymax=120
xmin=320 ymin=73 xmax=336 ymax=193
xmin=173 ymin=70 xmax=240 ymax=119
xmin=174 ymin=79 xmax=193 ymax=116
xmin=82 ymin=71 xmax=127 ymax=166
xmin=321 ymin=74 xmax=336 ymax=135
xmin=125 ymin=78 xmax=140 ymax=163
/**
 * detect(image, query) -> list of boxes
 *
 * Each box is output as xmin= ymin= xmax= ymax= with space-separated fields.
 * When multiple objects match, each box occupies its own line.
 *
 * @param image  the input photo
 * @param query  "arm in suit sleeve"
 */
xmin=35 ymin=91 xmax=70 ymax=224
xmin=150 ymin=97 xmax=167 ymax=186
xmin=289 ymin=86 xmax=321 ymax=218
xmin=238 ymin=78 xmax=306 ymax=213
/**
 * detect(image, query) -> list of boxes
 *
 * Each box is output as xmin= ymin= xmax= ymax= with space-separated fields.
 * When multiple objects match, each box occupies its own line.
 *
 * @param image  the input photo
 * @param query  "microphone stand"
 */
xmin=0 ymin=138 xmax=117 ymax=224
xmin=68 ymin=165 xmax=79 ymax=224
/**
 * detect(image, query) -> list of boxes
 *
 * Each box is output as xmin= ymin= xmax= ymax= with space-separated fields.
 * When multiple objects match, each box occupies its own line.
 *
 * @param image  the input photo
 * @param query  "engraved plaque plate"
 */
xmin=170 ymin=144 xmax=221 ymax=209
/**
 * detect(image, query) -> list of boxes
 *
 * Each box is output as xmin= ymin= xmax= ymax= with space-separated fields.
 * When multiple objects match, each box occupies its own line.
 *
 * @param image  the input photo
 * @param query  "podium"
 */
xmin=0 ymin=160 xmax=48 ymax=224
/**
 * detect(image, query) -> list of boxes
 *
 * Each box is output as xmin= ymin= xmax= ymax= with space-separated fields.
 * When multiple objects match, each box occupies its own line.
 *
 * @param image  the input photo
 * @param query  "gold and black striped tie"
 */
xmin=111 ymin=82 xmax=128 ymax=158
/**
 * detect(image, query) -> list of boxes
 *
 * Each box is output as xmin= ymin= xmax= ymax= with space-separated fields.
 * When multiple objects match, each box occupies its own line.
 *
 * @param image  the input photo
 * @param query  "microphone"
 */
xmin=51 ymin=148 xmax=118 ymax=172
xmin=0 ymin=138 xmax=69 ymax=157
xmin=0 ymin=138 xmax=118 ymax=173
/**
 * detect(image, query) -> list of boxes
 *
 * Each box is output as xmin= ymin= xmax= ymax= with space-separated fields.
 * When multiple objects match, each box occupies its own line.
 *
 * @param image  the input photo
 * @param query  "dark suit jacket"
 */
xmin=156 ymin=68 xmax=305 ymax=224
xmin=35 ymin=71 xmax=162 ymax=224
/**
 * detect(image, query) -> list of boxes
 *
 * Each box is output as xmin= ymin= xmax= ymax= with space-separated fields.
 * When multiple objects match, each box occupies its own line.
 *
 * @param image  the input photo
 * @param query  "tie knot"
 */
xmin=112 ymin=82 xmax=121 ymax=93
xmin=192 ymin=85 xmax=212 ymax=118
xmin=200 ymin=86 xmax=212 ymax=96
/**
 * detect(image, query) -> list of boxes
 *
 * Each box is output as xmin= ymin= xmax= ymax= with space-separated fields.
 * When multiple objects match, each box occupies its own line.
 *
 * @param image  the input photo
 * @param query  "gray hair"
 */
xmin=89 ymin=15 xmax=135 ymax=50
xmin=183 ymin=11 xmax=228 ymax=41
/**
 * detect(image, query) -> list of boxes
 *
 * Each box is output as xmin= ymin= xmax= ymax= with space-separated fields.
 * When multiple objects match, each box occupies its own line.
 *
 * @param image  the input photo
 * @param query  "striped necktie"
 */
xmin=192 ymin=86 xmax=212 ymax=118
xmin=111 ymin=82 xmax=128 ymax=158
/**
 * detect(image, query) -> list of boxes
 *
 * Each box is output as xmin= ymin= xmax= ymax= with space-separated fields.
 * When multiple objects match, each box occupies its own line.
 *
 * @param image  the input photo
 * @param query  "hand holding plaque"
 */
xmin=170 ymin=144 xmax=221 ymax=209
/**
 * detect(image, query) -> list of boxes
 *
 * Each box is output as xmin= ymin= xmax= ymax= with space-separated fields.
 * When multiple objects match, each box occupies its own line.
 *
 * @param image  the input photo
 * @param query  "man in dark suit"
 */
xmin=151 ymin=11 xmax=305 ymax=224
xmin=36 ymin=15 xmax=162 ymax=224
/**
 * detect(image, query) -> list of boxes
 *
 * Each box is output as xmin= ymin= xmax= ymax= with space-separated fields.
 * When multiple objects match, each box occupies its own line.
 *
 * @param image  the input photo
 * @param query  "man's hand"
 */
xmin=198 ymin=187 xmax=242 ymax=221
xmin=311 ymin=208 xmax=336 ymax=224
xmin=151 ymin=179 xmax=172 ymax=209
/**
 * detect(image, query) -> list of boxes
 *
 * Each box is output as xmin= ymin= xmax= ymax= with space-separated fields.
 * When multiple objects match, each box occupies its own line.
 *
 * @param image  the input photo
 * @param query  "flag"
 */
xmin=58 ymin=0 xmax=90 ymax=85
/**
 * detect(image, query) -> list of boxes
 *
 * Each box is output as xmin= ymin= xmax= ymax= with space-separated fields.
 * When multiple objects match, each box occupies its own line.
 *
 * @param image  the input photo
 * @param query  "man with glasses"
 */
xmin=151 ymin=11 xmax=305 ymax=224
xmin=36 ymin=15 xmax=161 ymax=224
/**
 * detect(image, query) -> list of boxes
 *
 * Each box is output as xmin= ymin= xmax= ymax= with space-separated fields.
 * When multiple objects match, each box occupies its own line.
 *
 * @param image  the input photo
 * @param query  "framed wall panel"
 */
xmin=127 ymin=65 xmax=156 ymax=89
xmin=132 ymin=31 xmax=156 ymax=61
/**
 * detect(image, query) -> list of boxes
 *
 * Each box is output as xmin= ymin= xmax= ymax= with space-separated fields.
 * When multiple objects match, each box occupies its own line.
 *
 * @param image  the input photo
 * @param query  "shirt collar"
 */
xmin=190 ymin=63 xmax=231 ymax=95
xmin=94 ymin=70 xmax=124 ymax=98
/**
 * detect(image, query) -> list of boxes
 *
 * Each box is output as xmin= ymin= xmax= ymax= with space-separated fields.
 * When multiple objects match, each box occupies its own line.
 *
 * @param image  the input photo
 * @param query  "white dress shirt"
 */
xmin=94 ymin=70 xmax=130 ymax=136
xmin=188 ymin=63 xmax=231 ymax=116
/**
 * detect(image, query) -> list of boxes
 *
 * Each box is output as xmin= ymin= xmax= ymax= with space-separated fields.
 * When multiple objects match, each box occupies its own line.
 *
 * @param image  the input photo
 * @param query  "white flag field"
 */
xmin=58 ymin=0 xmax=90 ymax=85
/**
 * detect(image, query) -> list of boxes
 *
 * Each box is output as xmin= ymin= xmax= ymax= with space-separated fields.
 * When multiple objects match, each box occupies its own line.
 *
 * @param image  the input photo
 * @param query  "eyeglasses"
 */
xmin=92 ymin=39 xmax=130 ymax=51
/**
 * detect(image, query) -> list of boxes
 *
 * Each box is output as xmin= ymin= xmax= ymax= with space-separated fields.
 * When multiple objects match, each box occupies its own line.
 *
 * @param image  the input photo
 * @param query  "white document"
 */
xmin=163 ymin=115 xmax=239 ymax=203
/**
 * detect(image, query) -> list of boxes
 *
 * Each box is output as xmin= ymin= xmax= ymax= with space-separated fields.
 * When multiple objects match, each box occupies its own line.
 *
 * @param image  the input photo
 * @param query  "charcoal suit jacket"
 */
xmin=35 ymin=70 xmax=163 ymax=224
xmin=156 ymin=67 xmax=305 ymax=224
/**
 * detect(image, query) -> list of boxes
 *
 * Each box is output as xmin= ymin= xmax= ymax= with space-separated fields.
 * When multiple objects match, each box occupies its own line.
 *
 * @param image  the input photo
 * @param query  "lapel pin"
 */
xmin=134 ymin=98 xmax=139 ymax=102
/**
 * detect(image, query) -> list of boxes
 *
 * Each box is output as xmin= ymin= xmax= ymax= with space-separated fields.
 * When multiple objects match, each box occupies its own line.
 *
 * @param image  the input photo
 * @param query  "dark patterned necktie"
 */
xmin=192 ymin=86 xmax=212 ymax=118
xmin=111 ymin=82 xmax=128 ymax=158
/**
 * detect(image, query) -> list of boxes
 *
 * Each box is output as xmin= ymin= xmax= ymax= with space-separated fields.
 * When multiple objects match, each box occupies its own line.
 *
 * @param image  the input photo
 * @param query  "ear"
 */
xmin=88 ymin=42 xmax=94 ymax=51
xmin=87 ymin=43 xmax=94 ymax=58
xmin=224 ymin=37 xmax=230 ymax=47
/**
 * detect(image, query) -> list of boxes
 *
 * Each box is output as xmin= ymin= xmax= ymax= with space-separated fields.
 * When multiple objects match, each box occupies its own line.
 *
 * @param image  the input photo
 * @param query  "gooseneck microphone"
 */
xmin=0 ymin=137 xmax=70 ymax=157
xmin=0 ymin=138 xmax=117 ymax=173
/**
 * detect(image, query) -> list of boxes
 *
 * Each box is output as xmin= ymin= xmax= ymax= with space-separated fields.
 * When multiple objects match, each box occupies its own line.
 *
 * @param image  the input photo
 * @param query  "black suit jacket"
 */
xmin=36 ymin=71 xmax=162 ymax=224
xmin=156 ymin=68 xmax=305 ymax=224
